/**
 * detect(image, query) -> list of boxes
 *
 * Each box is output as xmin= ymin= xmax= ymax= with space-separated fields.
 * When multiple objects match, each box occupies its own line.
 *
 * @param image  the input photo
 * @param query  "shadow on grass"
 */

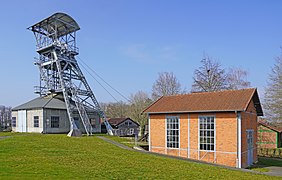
xmin=248 ymin=157 xmax=282 ymax=172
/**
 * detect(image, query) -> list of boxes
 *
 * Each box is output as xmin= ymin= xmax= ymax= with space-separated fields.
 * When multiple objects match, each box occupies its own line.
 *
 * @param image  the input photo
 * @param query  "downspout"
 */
xmin=237 ymin=111 xmax=242 ymax=168
xmin=188 ymin=113 xmax=190 ymax=158
xmin=276 ymin=132 xmax=279 ymax=148
xmin=148 ymin=113 xmax=151 ymax=152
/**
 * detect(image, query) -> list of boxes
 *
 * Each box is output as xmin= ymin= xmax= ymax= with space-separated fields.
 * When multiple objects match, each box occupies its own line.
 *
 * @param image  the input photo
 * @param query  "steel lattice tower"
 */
xmin=28 ymin=13 xmax=113 ymax=136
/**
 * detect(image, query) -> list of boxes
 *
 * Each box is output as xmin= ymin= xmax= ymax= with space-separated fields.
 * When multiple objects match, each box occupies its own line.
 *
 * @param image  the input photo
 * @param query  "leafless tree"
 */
xmin=101 ymin=101 xmax=129 ymax=119
xmin=152 ymin=72 xmax=183 ymax=100
xmin=0 ymin=105 xmax=12 ymax=131
xmin=192 ymin=55 xmax=227 ymax=92
xmin=192 ymin=55 xmax=251 ymax=92
xmin=128 ymin=91 xmax=152 ymax=134
xmin=226 ymin=67 xmax=251 ymax=90
xmin=264 ymin=55 xmax=282 ymax=123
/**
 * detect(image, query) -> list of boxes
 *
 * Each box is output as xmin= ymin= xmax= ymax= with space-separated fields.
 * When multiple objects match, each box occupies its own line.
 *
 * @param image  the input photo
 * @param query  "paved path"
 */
xmin=258 ymin=157 xmax=282 ymax=177
xmin=97 ymin=136 xmax=133 ymax=151
xmin=264 ymin=166 xmax=282 ymax=177
xmin=0 ymin=136 xmax=11 ymax=140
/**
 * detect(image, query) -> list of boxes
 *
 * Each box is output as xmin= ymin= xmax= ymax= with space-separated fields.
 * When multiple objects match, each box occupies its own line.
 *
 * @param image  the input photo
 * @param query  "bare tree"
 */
xmin=264 ymin=56 xmax=282 ymax=123
xmin=152 ymin=72 xmax=183 ymax=100
xmin=226 ymin=67 xmax=251 ymax=90
xmin=0 ymin=105 xmax=12 ymax=131
xmin=101 ymin=101 xmax=129 ymax=119
xmin=128 ymin=91 xmax=152 ymax=134
xmin=192 ymin=55 xmax=227 ymax=92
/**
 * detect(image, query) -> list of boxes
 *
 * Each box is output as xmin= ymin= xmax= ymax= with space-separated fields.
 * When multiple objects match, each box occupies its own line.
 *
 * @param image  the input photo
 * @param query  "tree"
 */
xmin=192 ymin=55 xmax=251 ymax=92
xmin=152 ymin=72 xmax=183 ymax=100
xmin=264 ymin=56 xmax=282 ymax=123
xmin=192 ymin=55 xmax=227 ymax=92
xmin=101 ymin=101 xmax=129 ymax=119
xmin=226 ymin=67 xmax=251 ymax=90
xmin=128 ymin=91 xmax=152 ymax=134
xmin=0 ymin=105 xmax=11 ymax=131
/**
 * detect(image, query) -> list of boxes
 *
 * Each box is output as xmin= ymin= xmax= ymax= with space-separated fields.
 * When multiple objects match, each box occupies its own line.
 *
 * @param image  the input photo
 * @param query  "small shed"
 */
xmin=258 ymin=120 xmax=282 ymax=148
xmin=102 ymin=117 xmax=140 ymax=136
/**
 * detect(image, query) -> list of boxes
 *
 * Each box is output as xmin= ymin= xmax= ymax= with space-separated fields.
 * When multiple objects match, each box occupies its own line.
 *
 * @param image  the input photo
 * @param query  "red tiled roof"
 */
xmin=258 ymin=120 xmax=282 ymax=133
xmin=143 ymin=88 xmax=263 ymax=116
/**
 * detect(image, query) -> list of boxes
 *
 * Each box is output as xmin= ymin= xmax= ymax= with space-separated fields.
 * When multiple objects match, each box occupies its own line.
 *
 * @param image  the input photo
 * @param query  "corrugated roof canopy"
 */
xmin=143 ymin=88 xmax=263 ymax=116
xmin=28 ymin=12 xmax=80 ymax=38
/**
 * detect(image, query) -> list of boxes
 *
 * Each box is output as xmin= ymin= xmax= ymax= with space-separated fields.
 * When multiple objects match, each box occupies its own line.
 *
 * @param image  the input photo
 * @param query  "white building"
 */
xmin=12 ymin=94 xmax=101 ymax=134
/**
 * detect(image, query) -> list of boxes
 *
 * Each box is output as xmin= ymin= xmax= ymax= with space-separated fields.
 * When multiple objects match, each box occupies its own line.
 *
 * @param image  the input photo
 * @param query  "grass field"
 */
xmin=0 ymin=132 xmax=279 ymax=179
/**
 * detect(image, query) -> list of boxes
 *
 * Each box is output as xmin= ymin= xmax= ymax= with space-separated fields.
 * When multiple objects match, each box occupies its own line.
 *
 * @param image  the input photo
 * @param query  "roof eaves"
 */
xmin=244 ymin=88 xmax=263 ymax=116
xmin=243 ymin=88 xmax=256 ymax=112
xmin=142 ymin=96 xmax=164 ymax=114
xmin=258 ymin=122 xmax=282 ymax=133
xmin=146 ymin=109 xmax=244 ymax=114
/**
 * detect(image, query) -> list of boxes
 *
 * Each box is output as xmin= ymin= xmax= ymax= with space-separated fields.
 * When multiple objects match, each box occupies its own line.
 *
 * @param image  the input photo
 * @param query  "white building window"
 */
xmin=51 ymin=116 xmax=59 ymax=128
xmin=199 ymin=116 xmax=215 ymax=151
xmin=34 ymin=116 xmax=39 ymax=128
xmin=166 ymin=116 xmax=179 ymax=148
xmin=12 ymin=117 xmax=16 ymax=127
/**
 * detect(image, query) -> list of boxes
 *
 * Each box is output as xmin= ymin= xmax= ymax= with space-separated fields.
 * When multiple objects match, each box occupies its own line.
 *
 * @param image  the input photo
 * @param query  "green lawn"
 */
xmin=0 ymin=133 xmax=279 ymax=179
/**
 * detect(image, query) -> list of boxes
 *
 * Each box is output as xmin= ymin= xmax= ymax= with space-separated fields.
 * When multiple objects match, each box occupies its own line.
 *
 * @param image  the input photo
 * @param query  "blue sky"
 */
xmin=0 ymin=1 xmax=281 ymax=107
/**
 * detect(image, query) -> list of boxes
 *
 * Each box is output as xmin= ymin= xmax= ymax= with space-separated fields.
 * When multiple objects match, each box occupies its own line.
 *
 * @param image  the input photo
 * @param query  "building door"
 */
xmin=247 ymin=130 xmax=254 ymax=166
xmin=18 ymin=110 xmax=27 ymax=132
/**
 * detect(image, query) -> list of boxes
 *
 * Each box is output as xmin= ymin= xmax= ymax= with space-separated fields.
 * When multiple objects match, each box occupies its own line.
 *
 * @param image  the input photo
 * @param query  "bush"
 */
xmin=258 ymin=148 xmax=282 ymax=158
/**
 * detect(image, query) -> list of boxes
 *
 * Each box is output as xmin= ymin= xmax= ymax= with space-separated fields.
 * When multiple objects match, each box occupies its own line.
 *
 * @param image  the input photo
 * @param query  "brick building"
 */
xmin=143 ymin=88 xmax=263 ymax=168
xmin=258 ymin=120 xmax=282 ymax=148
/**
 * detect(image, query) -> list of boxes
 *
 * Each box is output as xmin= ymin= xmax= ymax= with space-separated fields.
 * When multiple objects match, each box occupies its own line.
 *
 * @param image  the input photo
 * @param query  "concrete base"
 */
xmin=67 ymin=128 xmax=82 ymax=137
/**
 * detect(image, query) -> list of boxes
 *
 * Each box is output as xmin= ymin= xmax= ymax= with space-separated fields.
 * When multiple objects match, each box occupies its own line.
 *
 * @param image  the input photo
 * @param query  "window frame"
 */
xmin=198 ymin=116 xmax=216 ymax=152
xmin=34 ymin=116 xmax=39 ymax=128
xmin=50 ymin=116 xmax=60 ymax=128
xmin=12 ymin=117 xmax=16 ymax=127
xmin=166 ymin=116 xmax=180 ymax=149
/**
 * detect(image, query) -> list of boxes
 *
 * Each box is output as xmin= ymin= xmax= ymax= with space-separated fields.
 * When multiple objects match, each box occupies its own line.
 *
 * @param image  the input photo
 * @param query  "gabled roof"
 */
xmin=108 ymin=117 xmax=140 ymax=127
xmin=143 ymin=88 xmax=263 ymax=116
xmin=258 ymin=120 xmax=282 ymax=133
xmin=12 ymin=94 xmax=67 ymax=111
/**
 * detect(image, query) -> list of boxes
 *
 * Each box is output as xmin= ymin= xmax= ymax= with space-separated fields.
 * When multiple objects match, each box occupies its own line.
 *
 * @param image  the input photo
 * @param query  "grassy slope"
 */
xmin=0 ymin=133 xmax=279 ymax=179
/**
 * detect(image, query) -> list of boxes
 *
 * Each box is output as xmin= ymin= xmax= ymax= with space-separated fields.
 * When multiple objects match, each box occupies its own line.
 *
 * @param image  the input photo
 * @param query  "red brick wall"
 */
xmin=241 ymin=99 xmax=258 ymax=168
xmin=149 ymin=112 xmax=238 ymax=167
xmin=258 ymin=125 xmax=277 ymax=149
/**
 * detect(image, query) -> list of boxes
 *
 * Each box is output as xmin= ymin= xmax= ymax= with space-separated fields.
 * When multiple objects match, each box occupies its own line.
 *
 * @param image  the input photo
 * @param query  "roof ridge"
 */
xmin=42 ymin=94 xmax=58 ymax=108
xmin=164 ymin=88 xmax=257 ymax=98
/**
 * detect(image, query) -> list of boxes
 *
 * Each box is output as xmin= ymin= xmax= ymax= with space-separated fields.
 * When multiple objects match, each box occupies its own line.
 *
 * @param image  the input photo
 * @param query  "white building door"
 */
xmin=247 ymin=130 xmax=254 ymax=166
xmin=18 ymin=110 xmax=27 ymax=132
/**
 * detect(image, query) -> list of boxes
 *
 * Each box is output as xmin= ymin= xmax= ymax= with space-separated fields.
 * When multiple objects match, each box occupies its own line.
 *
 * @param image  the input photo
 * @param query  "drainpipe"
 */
xmin=237 ymin=111 xmax=242 ymax=168
xmin=148 ymin=113 xmax=151 ymax=152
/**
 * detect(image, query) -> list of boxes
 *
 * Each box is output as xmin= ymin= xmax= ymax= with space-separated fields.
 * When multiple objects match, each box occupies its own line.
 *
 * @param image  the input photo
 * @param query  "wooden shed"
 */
xmin=143 ymin=88 xmax=263 ymax=168
xmin=258 ymin=120 xmax=282 ymax=148
xmin=102 ymin=117 xmax=140 ymax=136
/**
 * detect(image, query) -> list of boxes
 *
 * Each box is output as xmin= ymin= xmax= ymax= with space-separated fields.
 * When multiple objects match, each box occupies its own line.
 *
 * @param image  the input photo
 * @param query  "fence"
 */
xmin=258 ymin=148 xmax=282 ymax=158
